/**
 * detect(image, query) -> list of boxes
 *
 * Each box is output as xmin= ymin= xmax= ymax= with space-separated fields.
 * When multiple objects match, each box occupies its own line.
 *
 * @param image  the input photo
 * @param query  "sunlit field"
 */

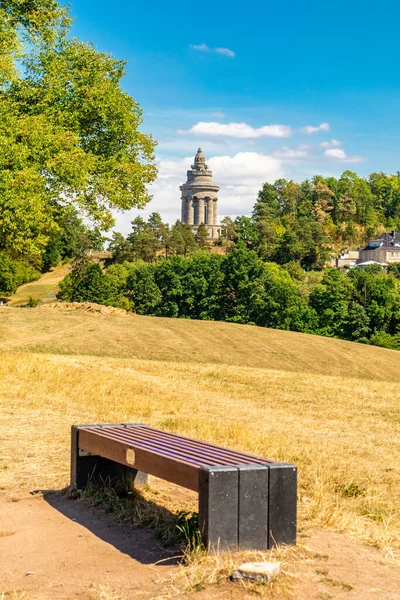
xmin=1 ymin=307 xmax=400 ymax=556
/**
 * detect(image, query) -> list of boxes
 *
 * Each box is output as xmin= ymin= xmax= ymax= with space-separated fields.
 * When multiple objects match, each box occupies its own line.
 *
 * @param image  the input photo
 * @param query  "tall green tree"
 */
xmin=195 ymin=223 xmax=210 ymax=249
xmin=148 ymin=212 xmax=171 ymax=257
xmin=0 ymin=0 xmax=156 ymax=260
xmin=127 ymin=216 xmax=161 ymax=262
xmin=108 ymin=232 xmax=135 ymax=264
xmin=220 ymin=216 xmax=237 ymax=252
xmin=170 ymin=221 xmax=197 ymax=256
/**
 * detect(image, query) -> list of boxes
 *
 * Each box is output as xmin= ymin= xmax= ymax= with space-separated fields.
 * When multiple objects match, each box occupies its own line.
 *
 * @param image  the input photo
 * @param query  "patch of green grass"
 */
xmin=26 ymin=296 xmax=40 ymax=308
xmin=8 ymin=264 xmax=69 ymax=306
xmin=342 ymin=482 xmax=366 ymax=497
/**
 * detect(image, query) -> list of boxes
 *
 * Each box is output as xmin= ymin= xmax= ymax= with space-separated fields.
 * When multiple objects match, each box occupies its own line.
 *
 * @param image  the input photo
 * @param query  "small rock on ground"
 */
xmin=231 ymin=561 xmax=281 ymax=583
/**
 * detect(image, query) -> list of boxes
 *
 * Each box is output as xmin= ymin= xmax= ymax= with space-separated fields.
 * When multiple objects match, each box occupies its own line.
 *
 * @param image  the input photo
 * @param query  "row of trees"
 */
xmin=109 ymin=169 xmax=400 ymax=275
xmin=58 ymin=244 xmax=400 ymax=350
xmin=109 ymin=214 xmax=210 ymax=263
xmin=220 ymin=171 xmax=400 ymax=269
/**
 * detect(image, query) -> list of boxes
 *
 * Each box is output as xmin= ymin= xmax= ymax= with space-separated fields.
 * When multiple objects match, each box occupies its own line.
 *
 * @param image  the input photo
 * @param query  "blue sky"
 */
xmin=70 ymin=0 xmax=400 ymax=230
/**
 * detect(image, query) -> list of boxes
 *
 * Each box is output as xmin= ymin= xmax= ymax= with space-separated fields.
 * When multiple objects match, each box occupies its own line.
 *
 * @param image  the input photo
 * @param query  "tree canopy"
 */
xmin=108 ymin=213 xmax=210 ymax=264
xmin=0 ymin=0 xmax=156 ymax=260
xmin=247 ymin=171 xmax=400 ymax=269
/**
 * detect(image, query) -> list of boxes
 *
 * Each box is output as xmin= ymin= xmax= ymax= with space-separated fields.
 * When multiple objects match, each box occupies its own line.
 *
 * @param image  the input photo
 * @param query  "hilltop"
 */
xmin=1 ymin=306 xmax=400 ymax=380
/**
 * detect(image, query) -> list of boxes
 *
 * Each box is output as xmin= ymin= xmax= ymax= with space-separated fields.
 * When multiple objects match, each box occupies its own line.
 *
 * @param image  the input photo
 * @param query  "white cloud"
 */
xmin=189 ymin=43 xmax=210 ymax=52
xmin=212 ymin=111 xmax=225 ymax=118
xmin=320 ymin=139 xmax=342 ymax=148
xmin=324 ymin=148 xmax=364 ymax=163
xmin=301 ymin=122 xmax=330 ymax=134
xmin=207 ymin=152 xmax=284 ymax=215
xmin=178 ymin=121 xmax=292 ymax=138
xmin=325 ymin=148 xmax=346 ymax=159
xmin=215 ymin=47 xmax=235 ymax=57
xmin=114 ymin=151 xmax=283 ymax=233
xmin=189 ymin=44 xmax=235 ymax=57
xmin=208 ymin=152 xmax=282 ymax=184
xmin=272 ymin=144 xmax=309 ymax=159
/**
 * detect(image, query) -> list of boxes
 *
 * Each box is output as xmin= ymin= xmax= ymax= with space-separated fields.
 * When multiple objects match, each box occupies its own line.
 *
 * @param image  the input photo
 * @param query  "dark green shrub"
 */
xmin=27 ymin=296 xmax=40 ymax=307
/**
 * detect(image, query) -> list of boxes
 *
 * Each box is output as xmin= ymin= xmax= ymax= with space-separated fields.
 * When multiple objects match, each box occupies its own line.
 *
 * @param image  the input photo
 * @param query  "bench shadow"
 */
xmin=40 ymin=489 xmax=181 ymax=566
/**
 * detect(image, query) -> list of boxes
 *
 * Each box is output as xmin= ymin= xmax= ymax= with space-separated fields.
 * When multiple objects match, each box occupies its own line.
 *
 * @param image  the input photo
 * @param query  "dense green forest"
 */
xmin=224 ymin=170 xmax=400 ymax=269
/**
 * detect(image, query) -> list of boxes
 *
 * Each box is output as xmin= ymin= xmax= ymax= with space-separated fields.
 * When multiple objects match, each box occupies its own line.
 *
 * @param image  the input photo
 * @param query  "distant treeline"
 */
xmin=3 ymin=169 xmax=400 ymax=295
xmin=249 ymin=170 xmax=400 ymax=268
xmin=55 ymin=169 xmax=400 ymax=351
xmin=58 ymin=244 xmax=400 ymax=350
xmin=108 ymin=170 xmax=400 ymax=271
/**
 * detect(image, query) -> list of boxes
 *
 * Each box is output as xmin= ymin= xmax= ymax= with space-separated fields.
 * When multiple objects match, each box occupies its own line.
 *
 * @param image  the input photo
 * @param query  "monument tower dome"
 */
xmin=179 ymin=148 xmax=221 ymax=239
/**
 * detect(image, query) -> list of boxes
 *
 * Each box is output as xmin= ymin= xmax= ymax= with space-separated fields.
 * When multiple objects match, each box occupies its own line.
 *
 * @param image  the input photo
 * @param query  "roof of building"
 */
xmin=360 ymin=231 xmax=400 ymax=251
xmin=357 ymin=260 xmax=388 ymax=266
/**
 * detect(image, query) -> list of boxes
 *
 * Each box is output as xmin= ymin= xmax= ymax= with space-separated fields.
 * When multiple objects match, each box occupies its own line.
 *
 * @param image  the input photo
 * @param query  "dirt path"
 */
xmin=1 ymin=491 xmax=399 ymax=600
xmin=0 ymin=491 xmax=177 ymax=600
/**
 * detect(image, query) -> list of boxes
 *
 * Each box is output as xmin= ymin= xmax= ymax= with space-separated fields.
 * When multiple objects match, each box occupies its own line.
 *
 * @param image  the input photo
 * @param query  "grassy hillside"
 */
xmin=7 ymin=264 xmax=70 ymax=306
xmin=0 ymin=306 xmax=400 ymax=554
xmin=1 ymin=306 xmax=400 ymax=380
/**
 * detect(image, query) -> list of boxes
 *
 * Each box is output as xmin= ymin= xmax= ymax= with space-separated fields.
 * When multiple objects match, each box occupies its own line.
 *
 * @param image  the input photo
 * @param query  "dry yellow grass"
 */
xmin=0 ymin=307 xmax=400 ymax=559
xmin=1 ymin=307 xmax=400 ymax=380
xmin=158 ymin=542 xmax=307 ymax=599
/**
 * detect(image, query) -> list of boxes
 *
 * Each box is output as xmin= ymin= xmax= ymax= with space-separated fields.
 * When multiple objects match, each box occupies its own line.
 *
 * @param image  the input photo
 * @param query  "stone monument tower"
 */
xmin=180 ymin=148 xmax=220 ymax=239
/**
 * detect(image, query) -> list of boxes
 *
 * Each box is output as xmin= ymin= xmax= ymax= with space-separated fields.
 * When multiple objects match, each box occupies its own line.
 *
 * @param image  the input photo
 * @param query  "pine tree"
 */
xmin=195 ymin=223 xmax=210 ymax=249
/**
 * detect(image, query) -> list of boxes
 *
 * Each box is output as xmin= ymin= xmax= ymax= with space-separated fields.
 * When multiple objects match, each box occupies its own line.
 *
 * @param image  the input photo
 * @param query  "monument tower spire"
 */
xmin=180 ymin=148 xmax=220 ymax=239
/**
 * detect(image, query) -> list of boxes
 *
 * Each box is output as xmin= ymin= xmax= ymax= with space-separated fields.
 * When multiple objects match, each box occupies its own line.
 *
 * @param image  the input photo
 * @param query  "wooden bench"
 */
xmin=70 ymin=423 xmax=297 ymax=551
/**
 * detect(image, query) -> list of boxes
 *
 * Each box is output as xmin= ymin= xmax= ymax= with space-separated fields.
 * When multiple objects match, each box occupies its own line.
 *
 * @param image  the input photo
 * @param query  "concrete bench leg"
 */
xmin=198 ymin=463 xmax=297 ymax=552
xmin=238 ymin=464 xmax=269 ymax=550
xmin=198 ymin=465 xmax=239 ymax=551
xmin=70 ymin=425 xmax=148 ymax=491
xmin=267 ymin=463 xmax=297 ymax=548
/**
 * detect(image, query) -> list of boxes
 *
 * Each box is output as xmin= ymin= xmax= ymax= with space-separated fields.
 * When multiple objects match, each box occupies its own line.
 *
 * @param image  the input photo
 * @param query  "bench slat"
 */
xmin=80 ymin=424 xmax=269 ymax=467
xmin=81 ymin=427 xmax=205 ymax=467
xmin=138 ymin=426 xmax=270 ymax=464
xmin=99 ymin=426 xmax=261 ymax=467
xmin=79 ymin=427 xmax=200 ymax=491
